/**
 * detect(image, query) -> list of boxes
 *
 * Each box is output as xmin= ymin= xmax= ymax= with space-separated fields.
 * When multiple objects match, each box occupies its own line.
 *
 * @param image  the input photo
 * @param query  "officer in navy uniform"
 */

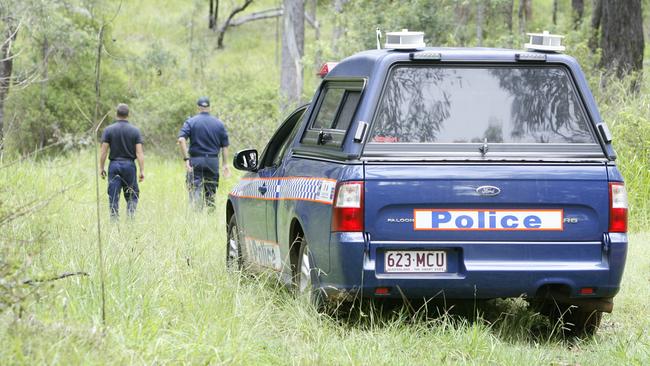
xmin=177 ymin=97 xmax=230 ymax=209
xmin=99 ymin=103 xmax=145 ymax=219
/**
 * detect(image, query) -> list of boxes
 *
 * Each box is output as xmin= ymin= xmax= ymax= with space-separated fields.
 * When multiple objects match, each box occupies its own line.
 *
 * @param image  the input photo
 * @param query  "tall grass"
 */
xmin=0 ymin=154 xmax=648 ymax=365
xmin=594 ymin=75 xmax=650 ymax=232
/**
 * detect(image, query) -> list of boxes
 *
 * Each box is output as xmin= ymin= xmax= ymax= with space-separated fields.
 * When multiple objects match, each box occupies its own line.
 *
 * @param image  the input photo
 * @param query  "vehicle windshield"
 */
xmin=370 ymin=65 xmax=596 ymax=144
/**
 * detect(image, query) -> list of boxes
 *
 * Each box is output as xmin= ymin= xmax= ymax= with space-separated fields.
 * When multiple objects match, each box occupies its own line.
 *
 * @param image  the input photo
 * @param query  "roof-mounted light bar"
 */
xmin=384 ymin=29 xmax=426 ymax=50
xmin=524 ymin=31 xmax=565 ymax=53
xmin=409 ymin=51 xmax=442 ymax=61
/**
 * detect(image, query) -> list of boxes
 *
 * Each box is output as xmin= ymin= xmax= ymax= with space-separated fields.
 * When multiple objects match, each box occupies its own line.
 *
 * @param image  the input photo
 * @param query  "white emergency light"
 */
xmin=524 ymin=31 xmax=565 ymax=52
xmin=384 ymin=29 xmax=426 ymax=50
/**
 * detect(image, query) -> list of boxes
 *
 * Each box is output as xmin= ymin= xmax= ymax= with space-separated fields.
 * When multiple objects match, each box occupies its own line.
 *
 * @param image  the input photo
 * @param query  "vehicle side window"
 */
xmin=334 ymin=91 xmax=360 ymax=131
xmin=312 ymin=88 xmax=345 ymax=129
xmin=259 ymin=108 xmax=306 ymax=169
xmin=272 ymin=111 xmax=304 ymax=166
xmin=301 ymin=80 xmax=364 ymax=148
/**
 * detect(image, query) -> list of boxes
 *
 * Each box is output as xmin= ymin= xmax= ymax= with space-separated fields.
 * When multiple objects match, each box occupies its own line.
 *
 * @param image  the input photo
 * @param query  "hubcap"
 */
xmin=228 ymin=225 xmax=240 ymax=267
xmin=299 ymin=246 xmax=311 ymax=293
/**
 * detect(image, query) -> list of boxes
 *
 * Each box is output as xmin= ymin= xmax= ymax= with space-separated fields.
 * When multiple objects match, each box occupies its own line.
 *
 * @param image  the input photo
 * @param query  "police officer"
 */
xmin=99 ymin=103 xmax=145 ymax=219
xmin=177 ymin=97 xmax=230 ymax=209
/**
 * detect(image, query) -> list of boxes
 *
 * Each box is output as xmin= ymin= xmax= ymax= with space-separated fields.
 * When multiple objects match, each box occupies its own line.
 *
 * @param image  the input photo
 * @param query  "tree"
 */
xmin=209 ymin=0 xmax=219 ymax=29
xmin=597 ymin=0 xmax=644 ymax=86
xmin=476 ymin=0 xmax=485 ymax=46
xmin=280 ymin=0 xmax=304 ymax=110
xmin=518 ymin=0 xmax=532 ymax=34
xmin=589 ymin=0 xmax=602 ymax=52
xmin=332 ymin=0 xmax=348 ymax=55
xmin=0 ymin=16 xmax=18 ymax=152
xmin=571 ymin=0 xmax=584 ymax=28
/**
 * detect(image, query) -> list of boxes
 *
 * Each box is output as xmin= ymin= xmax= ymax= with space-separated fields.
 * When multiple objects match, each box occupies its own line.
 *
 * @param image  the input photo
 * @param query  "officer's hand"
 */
xmin=185 ymin=160 xmax=193 ymax=173
xmin=223 ymin=165 xmax=231 ymax=178
xmin=139 ymin=172 xmax=145 ymax=182
xmin=100 ymin=169 xmax=107 ymax=179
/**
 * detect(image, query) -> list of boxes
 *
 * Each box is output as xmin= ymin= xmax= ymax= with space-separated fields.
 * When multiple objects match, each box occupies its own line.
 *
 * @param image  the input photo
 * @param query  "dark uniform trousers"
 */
xmin=108 ymin=160 xmax=139 ymax=218
xmin=187 ymin=156 xmax=219 ymax=209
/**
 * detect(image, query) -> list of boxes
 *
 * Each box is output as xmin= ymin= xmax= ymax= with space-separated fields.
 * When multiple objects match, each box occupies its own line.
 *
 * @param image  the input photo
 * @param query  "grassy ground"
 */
xmin=0 ymin=154 xmax=649 ymax=365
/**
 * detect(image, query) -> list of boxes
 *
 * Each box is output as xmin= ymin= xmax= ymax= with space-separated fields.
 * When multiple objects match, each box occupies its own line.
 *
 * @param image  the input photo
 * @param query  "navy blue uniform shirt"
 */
xmin=178 ymin=112 xmax=230 ymax=157
xmin=101 ymin=120 xmax=143 ymax=160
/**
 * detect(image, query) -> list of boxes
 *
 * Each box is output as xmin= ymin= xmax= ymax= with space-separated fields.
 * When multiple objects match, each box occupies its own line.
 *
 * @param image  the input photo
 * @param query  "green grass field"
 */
xmin=1 ymin=154 xmax=649 ymax=365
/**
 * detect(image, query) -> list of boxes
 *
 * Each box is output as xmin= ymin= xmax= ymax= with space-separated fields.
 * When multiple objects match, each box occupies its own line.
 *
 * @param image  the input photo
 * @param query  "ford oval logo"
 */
xmin=476 ymin=186 xmax=501 ymax=197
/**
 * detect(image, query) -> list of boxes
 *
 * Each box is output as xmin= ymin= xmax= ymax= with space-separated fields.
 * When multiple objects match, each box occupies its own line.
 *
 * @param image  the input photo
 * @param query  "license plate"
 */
xmin=384 ymin=251 xmax=447 ymax=273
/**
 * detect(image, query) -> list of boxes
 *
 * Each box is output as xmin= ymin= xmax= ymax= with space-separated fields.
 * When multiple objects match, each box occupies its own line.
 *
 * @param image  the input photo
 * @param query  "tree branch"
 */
xmin=229 ymin=8 xmax=282 ymax=27
xmin=217 ymin=0 xmax=254 ymax=49
xmin=23 ymin=271 xmax=89 ymax=285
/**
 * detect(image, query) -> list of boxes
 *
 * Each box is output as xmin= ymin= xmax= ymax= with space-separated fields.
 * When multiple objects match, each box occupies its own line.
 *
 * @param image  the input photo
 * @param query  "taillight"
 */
xmin=609 ymin=182 xmax=628 ymax=233
xmin=331 ymin=181 xmax=364 ymax=232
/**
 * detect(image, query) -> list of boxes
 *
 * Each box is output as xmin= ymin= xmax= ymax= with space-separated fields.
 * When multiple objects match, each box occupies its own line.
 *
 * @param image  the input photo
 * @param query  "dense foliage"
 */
xmin=0 ymin=1 xmax=648 ymax=222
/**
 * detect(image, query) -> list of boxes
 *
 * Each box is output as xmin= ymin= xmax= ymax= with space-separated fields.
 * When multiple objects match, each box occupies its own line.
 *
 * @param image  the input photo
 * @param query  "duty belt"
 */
xmin=190 ymin=153 xmax=219 ymax=158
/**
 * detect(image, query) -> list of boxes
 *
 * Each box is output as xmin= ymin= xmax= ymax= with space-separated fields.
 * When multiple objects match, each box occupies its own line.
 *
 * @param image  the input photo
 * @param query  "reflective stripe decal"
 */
xmin=230 ymin=176 xmax=337 ymax=204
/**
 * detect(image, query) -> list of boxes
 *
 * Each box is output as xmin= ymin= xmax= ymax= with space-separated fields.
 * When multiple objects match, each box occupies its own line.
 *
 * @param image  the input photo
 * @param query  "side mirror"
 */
xmin=233 ymin=149 xmax=259 ymax=172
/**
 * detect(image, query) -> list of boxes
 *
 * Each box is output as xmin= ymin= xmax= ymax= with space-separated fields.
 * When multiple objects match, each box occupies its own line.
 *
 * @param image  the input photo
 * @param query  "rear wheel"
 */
xmin=294 ymin=236 xmax=324 ymax=310
xmin=554 ymin=305 xmax=602 ymax=337
xmin=226 ymin=215 xmax=243 ymax=271
xmin=533 ymin=300 xmax=602 ymax=337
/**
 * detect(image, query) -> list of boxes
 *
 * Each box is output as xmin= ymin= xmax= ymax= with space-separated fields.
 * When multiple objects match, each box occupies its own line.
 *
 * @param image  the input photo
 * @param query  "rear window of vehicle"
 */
xmin=369 ymin=66 xmax=597 ymax=146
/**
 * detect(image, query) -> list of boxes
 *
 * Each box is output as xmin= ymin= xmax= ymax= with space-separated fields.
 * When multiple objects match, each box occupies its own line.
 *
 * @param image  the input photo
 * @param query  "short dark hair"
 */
xmin=116 ymin=103 xmax=129 ymax=118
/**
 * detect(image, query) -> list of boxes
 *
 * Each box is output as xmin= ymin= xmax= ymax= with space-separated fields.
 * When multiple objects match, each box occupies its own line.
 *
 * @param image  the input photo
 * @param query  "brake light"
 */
xmin=609 ymin=182 xmax=628 ymax=233
xmin=317 ymin=62 xmax=339 ymax=78
xmin=331 ymin=181 xmax=364 ymax=232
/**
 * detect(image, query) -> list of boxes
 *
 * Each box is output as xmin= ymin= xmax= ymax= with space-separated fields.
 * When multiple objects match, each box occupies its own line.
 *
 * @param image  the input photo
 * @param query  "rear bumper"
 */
xmin=321 ymin=232 xmax=628 ymax=303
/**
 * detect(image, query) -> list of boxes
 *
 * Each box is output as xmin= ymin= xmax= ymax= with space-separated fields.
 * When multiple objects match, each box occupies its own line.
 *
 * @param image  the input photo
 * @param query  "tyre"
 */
xmin=294 ymin=236 xmax=324 ymax=310
xmin=226 ymin=214 xmax=243 ymax=271
xmin=560 ymin=305 xmax=603 ymax=337
xmin=537 ymin=301 xmax=603 ymax=337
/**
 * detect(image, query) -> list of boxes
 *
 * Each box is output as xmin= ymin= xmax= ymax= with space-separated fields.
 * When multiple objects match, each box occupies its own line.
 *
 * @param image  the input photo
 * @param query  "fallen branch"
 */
xmin=23 ymin=271 xmax=89 ymax=285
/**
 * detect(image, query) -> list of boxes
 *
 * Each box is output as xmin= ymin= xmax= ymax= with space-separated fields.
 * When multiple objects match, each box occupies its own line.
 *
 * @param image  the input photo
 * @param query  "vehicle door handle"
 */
xmin=258 ymin=184 xmax=267 ymax=195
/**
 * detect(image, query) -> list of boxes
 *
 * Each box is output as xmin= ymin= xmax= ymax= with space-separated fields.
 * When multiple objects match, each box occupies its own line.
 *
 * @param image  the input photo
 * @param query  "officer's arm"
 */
xmin=135 ymin=143 xmax=145 ymax=181
xmin=222 ymin=147 xmax=230 ymax=178
xmin=99 ymin=143 xmax=109 ymax=178
xmin=178 ymin=137 xmax=189 ymax=159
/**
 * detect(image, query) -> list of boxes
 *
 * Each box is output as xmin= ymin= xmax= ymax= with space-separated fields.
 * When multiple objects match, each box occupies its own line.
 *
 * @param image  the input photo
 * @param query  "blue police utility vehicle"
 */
xmin=227 ymin=30 xmax=628 ymax=335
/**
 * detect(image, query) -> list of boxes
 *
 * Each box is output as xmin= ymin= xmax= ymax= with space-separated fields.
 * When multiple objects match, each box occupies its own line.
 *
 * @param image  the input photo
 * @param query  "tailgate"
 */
xmin=364 ymin=164 xmax=608 ymax=242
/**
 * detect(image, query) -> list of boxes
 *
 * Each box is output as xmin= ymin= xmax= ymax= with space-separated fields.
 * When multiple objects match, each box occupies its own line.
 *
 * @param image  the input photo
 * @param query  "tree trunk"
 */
xmin=332 ymin=0 xmax=347 ymax=55
xmin=280 ymin=0 xmax=304 ymax=110
xmin=589 ymin=0 xmax=602 ymax=52
xmin=504 ymin=0 xmax=514 ymax=33
xmin=305 ymin=0 xmax=321 ymax=68
xmin=40 ymin=36 xmax=49 ymax=149
xmin=504 ymin=0 xmax=514 ymax=47
xmin=572 ymin=0 xmax=584 ymax=28
xmin=0 ymin=18 xmax=19 ymax=153
xmin=600 ymin=0 xmax=644 ymax=86
xmin=209 ymin=0 xmax=215 ymax=29
xmin=213 ymin=0 xmax=219 ymax=31
xmin=454 ymin=1 xmax=470 ymax=45
xmin=552 ymin=0 xmax=558 ymax=25
xmin=476 ymin=0 xmax=484 ymax=47
xmin=518 ymin=0 xmax=528 ymax=34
